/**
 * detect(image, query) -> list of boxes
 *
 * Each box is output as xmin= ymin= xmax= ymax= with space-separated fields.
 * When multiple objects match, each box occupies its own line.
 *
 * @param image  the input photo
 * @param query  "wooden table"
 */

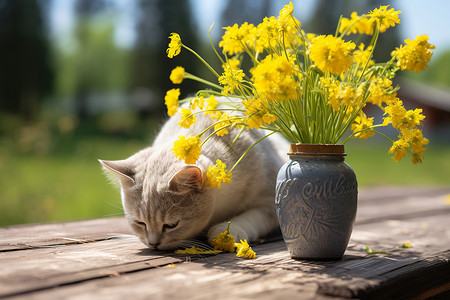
xmin=1 ymin=186 xmax=449 ymax=299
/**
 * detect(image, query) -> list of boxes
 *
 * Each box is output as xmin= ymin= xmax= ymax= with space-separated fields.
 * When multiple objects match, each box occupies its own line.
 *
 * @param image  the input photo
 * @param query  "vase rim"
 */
xmin=288 ymin=144 xmax=346 ymax=156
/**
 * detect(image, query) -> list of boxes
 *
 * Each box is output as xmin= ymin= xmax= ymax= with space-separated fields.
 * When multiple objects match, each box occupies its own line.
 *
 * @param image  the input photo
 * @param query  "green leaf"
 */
xmin=365 ymin=245 xmax=389 ymax=255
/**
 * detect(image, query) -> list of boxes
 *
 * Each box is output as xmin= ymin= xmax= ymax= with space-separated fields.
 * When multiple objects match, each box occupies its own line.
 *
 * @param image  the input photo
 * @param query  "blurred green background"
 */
xmin=1 ymin=0 xmax=449 ymax=226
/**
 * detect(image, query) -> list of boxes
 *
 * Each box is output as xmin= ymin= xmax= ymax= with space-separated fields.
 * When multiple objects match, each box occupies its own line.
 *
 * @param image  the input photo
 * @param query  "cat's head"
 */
xmin=99 ymin=148 xmax=214 ymax=250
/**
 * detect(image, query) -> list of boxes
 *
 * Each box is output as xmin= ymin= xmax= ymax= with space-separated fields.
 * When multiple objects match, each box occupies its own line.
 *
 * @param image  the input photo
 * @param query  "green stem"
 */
xmin=343 ymin=126 xmax=394 ymax=144
xmin=182 ymin=44 xmax=220 ymax=78
xmin=199 ymin=117 xmax=244 ymax=146
xmin=225 ymin=221 xmax=231 ymax=234
xmin=229 ymin=126 xmax=245 ymax=151
xmin=229 ymin=131 xmax=275 ymax=173
xmin=209 ymin=23 xmax=225 ymax=66
xmin=357 ymin=25 xmax=379 ymax=82
xmin=184 ymin=73 xmax=223 ymax=90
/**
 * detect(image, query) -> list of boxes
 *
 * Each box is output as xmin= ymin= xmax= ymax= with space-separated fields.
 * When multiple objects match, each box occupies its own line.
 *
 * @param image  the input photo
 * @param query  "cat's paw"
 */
xmin=207 ymin=221 xmax=249 ymax=245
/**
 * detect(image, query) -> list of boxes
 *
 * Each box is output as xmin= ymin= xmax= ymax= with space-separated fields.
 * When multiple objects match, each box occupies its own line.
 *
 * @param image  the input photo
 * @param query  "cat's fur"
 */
xmin=100 ymin=104 xmax=288 ymax=250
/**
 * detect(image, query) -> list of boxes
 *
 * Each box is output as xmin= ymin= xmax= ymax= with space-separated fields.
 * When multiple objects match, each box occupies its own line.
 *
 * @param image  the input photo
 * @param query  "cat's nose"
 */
xmin=150 ymin=243 xmax=160 ymax=249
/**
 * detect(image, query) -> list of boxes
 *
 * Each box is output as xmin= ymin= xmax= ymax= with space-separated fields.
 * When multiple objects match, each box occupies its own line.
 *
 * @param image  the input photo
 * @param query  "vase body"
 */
xmin=275 ymin=144 xmax=357 ymax=260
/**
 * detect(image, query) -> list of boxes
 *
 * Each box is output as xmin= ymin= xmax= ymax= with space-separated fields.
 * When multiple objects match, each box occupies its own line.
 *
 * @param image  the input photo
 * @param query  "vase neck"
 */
xmin=287 ymin=144 xmax=346 ymax=157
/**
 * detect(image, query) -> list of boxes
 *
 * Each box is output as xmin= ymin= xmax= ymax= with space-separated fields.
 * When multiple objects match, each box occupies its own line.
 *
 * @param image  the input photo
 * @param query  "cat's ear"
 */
xmin=169 ymin=166 xmax=203 ymax=193
xmin=99 ymin=159 xmax=135 ymax=186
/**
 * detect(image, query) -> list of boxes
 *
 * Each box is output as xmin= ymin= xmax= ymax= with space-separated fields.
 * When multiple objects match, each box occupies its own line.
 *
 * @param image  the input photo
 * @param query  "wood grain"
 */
xmin=0 ymin=217 xmax=131 ymax=251
xmin=0 ymin=186 xmax=449 ymax=299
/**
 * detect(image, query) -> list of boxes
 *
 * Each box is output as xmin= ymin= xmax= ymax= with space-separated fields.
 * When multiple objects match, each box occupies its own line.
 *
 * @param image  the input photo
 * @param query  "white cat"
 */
xmin=100 ymin=103 xmax=288 ymax=250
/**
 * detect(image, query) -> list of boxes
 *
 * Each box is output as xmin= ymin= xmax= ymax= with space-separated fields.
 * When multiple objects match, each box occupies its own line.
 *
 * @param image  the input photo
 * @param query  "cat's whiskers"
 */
xmin=177 ymin=239 xmax=214 ymax=250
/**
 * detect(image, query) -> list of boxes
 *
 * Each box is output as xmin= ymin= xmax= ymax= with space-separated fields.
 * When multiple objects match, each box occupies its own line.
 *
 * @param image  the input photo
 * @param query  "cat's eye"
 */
xmin=163 ymin=221 xmax=179 ymax=231
xmin=134 ymin=221 xmax=146 ymax=229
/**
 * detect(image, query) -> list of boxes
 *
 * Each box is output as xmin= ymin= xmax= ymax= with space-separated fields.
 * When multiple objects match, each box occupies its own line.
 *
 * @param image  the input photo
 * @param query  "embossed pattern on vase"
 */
xmin=275 ymin=154 xmax=357 ymax=260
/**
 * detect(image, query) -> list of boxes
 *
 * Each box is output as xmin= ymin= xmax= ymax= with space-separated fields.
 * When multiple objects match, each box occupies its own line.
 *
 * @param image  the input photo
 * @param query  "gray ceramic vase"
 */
xmin=275 ymin=144 xmax=357 ymax=260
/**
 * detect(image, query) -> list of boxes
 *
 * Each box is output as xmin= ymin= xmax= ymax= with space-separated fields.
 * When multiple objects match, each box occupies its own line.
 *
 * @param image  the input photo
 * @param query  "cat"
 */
xmin=99 ymin=101 xmax=288 ymax=250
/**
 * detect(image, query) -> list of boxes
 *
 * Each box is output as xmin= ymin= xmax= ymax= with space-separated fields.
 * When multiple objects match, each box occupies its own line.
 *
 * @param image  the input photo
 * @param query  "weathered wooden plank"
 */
xmin=1 ymin=186 xmax=446 ymax=251
xmin=1 ymin=186 xmax=449 ymax=299
xmin=0 ymin=236 xmax=182 ymax=298
xmin=2 ymin=210 xmax=448 ymax=300
xmin=0 ymin=217 xmax=131 ymax=251
xmin=357 ymin=186 xmax=450 ymax=203
xmin=317 ymin=209 xmax=450 ymax=299
xmin=4 ymin=238 xmax=447 ymax=300
xmin=317 ymin=251 xmax=450 ymax=299
xmin=355 ymin=186 xmax=450 ymax=224
xmin=352 ymin=210 xmax=450 ymax=256
xmin=2 ymin=242 xmax=347 ymax=300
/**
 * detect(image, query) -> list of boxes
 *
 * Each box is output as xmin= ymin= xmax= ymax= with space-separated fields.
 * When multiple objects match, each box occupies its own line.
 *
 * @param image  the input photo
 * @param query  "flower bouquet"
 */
xmin=164 ymin=2 xmax=435 ymax=259
xmin=165 ymin=3 xmax=434 ymax=190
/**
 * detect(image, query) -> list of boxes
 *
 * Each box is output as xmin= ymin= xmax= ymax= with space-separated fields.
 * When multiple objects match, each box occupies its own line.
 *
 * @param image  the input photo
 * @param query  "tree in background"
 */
xmin=131 ymin=0 xmax=201 ymax=118
xmin=70 ymin=0 xmax=132 ymax=120
xmin=0 ymin=0 xmax=54 ymax=122
xmin=52 ymin=0 xmax=131 ymax=122
xmin=220 ymin=0 xmax=271 ymax=27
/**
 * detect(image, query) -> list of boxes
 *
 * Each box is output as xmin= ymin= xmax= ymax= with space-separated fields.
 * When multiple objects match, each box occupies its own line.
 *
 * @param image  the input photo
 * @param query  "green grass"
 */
xmin=345 ymin=139 xmax=450 ymax=186
xmin=0 ymin=131 xmax=148 ymax=226
xmin=0 ymin=130 xmax=449 ymax=226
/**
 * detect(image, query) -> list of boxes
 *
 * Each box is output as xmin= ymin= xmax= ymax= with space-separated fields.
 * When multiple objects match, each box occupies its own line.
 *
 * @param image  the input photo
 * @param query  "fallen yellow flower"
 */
xmin=235 ymin=239 xmax=256 ymax=259
xmin=211 ymin=221 xmax=236 ymax=252
xmin=399 ymin=241 xmax=412 ymax=248
xmin=445 ymin=194 xmax=450 ymax=205
xmin=175 ymin=246 xmax=221 ymax=255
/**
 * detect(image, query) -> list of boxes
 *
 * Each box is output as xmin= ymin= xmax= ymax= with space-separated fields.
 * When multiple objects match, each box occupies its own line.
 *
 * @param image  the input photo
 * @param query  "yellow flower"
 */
xmin=368 ymin=78 xmax=397 ymax=108
xmin=321 ymin=78 xmax=360 ymax=111
xmin=219 ymin=22 xmax=255 ymax=55
xmin=262 ymin=113 xmax=276 ymax=125
xmin=175 ymin=246 xmax=221 ymax=255
xmin=255 ymin=16 xmax=279 ymax=51
xmin=404 ymin=109 xmax=426 ymax=128
xmin=169 ymin=66 xmax=185 ymax=84
xmin=218 ymin=60 xmax=245 ymax=95
xmin=392 ymin=35 xmax=436 ymax=73
xmin=178 ymin=108 xmax=196 ymax=129
xmin=368 ymin=5 xmax=401 ymax=33
xmin=251 ymin=54 xmax=300 ymax=101
xmin=383 ymin=100 xmax=425 ymax=130
xmin=243 ymin=98 xmax=276 ymax=130
xmin=205 ymin=95 xmax=221 ymax=119
xmin=235 ymin=239 xmax=256 ymax=259
xmin=278 ymin=2 xmax=294 ymax=21
xmin=206 ymin=159 xmax=232 ymax=189
xmin=339 ymin=12 xmax=375 ymax=35
xmin=309 ymin=35 xmax=355 ymax=74
xmin=214 ymin=113 xmax=233 ymax=136
xmin=401 ymin=128 xmax=429 ymax=164
xmin=388 ymin=138 xmax=409 ymax=162
xmin=276 ymin=2 xmax=299 ymax=39
xmin=253 ymin=3 xmax=300 ymax=52
xmin=211 ymin=221 xmax=236 ymax=252
xmin=351 ymin=112 xmax=375 ymax=140
xmin=190 ymin=96 xmax=205 ymax=110
xmin=353 ymin=43 xmax=374 ymax=67
xmin=383 ymin=99 xmax=406 ymax=128
xmin=388 ymin=128 xmax=428 ymax=164
xmin=204 ymin=95 xmax=218 ymax=117
xmin=167 ymin=33 xmax=182 ymax=58
xmin=164 ymin=88 xmax=180 ymax=116
xmin=399 ymin=241 xmax=412 ymax=248
xmin=171 ymin=135 xmax=202 ymax=165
